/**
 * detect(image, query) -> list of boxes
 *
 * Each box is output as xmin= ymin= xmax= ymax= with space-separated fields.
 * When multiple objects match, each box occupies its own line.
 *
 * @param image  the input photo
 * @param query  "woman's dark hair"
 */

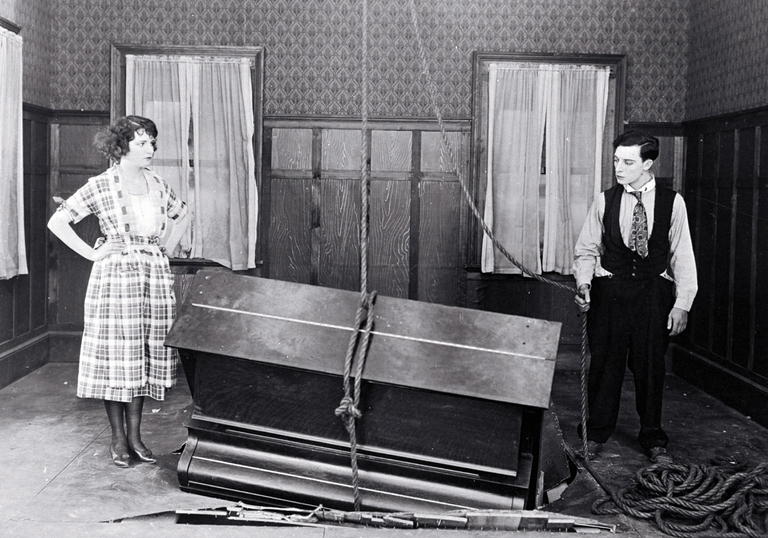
xmin=94 ymin=115 xmax=158 ymax=160
xmin=613 ymin=130 xmax=659 ymax=162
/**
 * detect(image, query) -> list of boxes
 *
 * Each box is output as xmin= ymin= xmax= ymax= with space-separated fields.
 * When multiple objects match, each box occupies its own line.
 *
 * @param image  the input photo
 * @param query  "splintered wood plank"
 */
xmin=319 ymin=178 xmax=360 ymax=291
xmin=371 ymin=131 xmax=411 ymax=172
xmin=418 ymin=180 xmax=461 ymax=305
xmin=370 ymin=180 xmax=410 ymax=298
xmin=271 ymin=128 xmax=312 ymax=170
xmin=269 ymin=178 xmax=312 ymax=283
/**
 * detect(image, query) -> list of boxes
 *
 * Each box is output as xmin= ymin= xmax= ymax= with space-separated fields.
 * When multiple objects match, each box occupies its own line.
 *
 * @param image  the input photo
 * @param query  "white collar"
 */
xmin=624 ymin=174 xmax=656 ymax=194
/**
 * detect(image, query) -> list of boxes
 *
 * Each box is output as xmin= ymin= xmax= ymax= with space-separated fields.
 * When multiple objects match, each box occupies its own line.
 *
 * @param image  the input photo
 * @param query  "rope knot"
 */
xmin=335 ymin=396 xmax=362 ymax=422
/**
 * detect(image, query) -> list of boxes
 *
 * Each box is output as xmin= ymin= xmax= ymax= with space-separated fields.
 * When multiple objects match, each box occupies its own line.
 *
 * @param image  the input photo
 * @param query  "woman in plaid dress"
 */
xmin=47 ymin=116 xmax=188 ymax=467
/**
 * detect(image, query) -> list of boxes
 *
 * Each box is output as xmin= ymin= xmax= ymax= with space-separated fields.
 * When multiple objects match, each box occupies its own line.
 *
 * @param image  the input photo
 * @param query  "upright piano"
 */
xmin=166 ymin=270 xmax=568 ymax=512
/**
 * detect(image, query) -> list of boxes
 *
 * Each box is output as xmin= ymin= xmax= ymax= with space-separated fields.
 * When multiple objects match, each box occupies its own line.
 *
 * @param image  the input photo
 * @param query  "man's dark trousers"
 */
xmin=585 ymin=275 xmax=675 ymax=451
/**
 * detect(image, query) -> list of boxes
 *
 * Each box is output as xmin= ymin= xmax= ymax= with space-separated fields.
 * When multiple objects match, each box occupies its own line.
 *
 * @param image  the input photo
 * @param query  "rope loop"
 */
xmin=335 ymin=396 xmax=362 ymax=423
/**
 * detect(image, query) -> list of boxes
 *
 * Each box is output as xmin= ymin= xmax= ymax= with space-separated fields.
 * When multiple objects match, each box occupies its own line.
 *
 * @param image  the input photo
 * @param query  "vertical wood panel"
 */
xmin=711 ymin=131 xmax=734 ymax=359
xmin=319 ymin=178 xmax=360 ymax=291
xmin=696 ymin=134 xmax=718 ymax=352
xmin=268 ymin=178 xmax=312 ymax=283
xmin=421 ymin=131 xmax=461 ymax=174
xmin=271 ymin=128 xmax=312 ymax=170
xmin=755 ymin=127 xmax=768 ymax=378
xmin=369 ymin=180 xmax=410 ymax=298
xmin=371 ymin=131 xmax=411 ymax=172
xmin=730 ymin=128 xmax=755 ymax=368
xmin=0 ymin=281 xmax=13 ymax=341
xmin=322 ymin=129 xmax=360 ymax=171
xmin=418 ymin=181 xmax=461 ymax=305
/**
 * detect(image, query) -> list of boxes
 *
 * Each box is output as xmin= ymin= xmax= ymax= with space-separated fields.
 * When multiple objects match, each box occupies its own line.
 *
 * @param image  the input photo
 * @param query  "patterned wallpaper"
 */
xmin=687 ymin=0 xmax=768 ymax=120
xmin=44 ymin=0 xmax=690 ymax=122
xmin=0 ymin=0 xmax=54 ymax=107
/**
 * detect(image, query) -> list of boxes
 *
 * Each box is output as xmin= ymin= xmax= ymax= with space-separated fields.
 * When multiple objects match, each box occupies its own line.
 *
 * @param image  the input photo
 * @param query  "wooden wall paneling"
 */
xmin=684 ymin=134 xmax=702 ymax=346
xmin=696 ymin=133 xmax=719 ymax=353
xmin=259 ymin=128 xmax=273 ymax=274
xmin=319 ymin=177 xmax=360 ymax=291
xmin=369 ymin=177 xmax=410 ymax=298
xmin=0 ymin=281 xmax=13 ymax=342
xmin=267 ymin=177 xmax=312 ymax=283
xmin=267 ymin=127 xmax=313 ymax=283
xmin=418 ymin=180 xmax=461 ymax=306
xmin=29 ymin=118 xmax=49 ymax=330
xmin=311 ymin=129 xmax=322 ymax=285
xmin=712 ymin=130 xmax=735 ymax=359
xmin=755 ymin=127 xmax=768 ymax=378
xmin=730 ymin=128 xmax=755 ymax=368
xmin=418 ymin=131 xmax=465 ymax=306
xmin=409 ymin=132 xmax=422 ymax=300
xmin=369 ymin=130 xmax=411 ymax=298
xmin=320 ymin=129 xmax=362 ymax=292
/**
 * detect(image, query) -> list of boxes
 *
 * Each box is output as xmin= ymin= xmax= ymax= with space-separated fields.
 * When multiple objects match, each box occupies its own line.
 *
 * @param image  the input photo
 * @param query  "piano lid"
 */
xmin=166 ymin=270 xmax=561 ymax=409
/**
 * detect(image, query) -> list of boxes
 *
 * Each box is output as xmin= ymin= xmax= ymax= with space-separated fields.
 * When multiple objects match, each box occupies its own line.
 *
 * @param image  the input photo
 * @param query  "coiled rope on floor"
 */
xmin=593 ymin=461 xmax=768 ymax=537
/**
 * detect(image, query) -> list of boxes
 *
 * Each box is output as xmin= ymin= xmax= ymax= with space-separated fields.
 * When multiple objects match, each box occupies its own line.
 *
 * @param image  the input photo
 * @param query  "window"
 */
xmin=470 ymin=53 xmax=626 ymax=275
xmin=111 ymin=45 xmax=264 ymax=271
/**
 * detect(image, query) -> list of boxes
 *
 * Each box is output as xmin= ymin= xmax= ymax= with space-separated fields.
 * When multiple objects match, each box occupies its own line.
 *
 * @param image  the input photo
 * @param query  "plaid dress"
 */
xmin=58 ymin=165 xmax=187 ymax=402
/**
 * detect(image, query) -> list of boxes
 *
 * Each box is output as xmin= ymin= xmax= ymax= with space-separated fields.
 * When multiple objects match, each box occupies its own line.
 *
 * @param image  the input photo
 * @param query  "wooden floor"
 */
xmin=1 ymin=353 xmax=766 ymax=537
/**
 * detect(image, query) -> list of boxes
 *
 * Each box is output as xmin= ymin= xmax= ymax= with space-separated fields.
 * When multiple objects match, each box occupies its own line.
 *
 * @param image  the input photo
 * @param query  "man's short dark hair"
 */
xmin=613 ymin=130 xmax=659 ymax=162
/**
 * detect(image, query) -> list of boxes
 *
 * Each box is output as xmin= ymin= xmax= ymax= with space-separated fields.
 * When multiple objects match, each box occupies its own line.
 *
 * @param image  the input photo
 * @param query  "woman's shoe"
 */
xmin=131 ymin=446 xmax=157 ymax=463
xmin=110 ymin=445 xmax=131 ymax=468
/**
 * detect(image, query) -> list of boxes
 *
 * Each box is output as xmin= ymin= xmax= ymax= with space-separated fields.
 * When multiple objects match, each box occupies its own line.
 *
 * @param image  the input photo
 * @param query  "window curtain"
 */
xmin=481 ymin=64 xmax=547 ymax=274
xmin=482 ymin=63 xmax=609 ymax=275
xmin=0 ymin=28 xmax=26 ymax=279
xmin=543 ymin=65 xmax=609 ymax=274
xmin=126 ymin=55 xmax=194 ymax=255
xmin=126 ymin=55 xmax=258 ymax=270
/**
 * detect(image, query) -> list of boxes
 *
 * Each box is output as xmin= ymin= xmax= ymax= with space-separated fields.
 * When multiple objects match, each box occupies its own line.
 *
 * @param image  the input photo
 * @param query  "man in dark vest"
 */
xmin=573 ymin=130 xmax=698 ymax=462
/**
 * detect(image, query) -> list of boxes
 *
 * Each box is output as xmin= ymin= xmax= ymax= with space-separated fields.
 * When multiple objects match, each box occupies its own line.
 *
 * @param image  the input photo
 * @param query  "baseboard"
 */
xmin=670 ymin=344 xmax=768 ymax=429
xmin=0 ymin=333 xmax=49 ymax=390
xmin=47 ymin=331 xmax=82 ymax=362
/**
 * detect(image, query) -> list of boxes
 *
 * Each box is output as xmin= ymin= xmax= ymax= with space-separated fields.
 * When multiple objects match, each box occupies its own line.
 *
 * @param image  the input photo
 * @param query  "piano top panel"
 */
xmin=166 ymin=270 xmax=561 ymax=409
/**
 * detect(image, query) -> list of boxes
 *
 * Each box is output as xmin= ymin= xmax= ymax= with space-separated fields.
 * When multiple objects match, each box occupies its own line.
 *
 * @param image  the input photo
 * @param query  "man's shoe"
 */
xmin=647 ymin=446 xmax=672 ymax=464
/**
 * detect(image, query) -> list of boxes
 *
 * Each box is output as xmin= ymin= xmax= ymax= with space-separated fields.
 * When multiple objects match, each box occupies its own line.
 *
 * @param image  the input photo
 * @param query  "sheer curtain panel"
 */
xmin=0 ymin=28 xmax=26 ymax=279
xmin=481 ymin=64 xmax=547 ymax=274
xmin=543 ymin=65 xmax=609 ymax=274
xmin=126 ymin=55 xmax=258 ymax=270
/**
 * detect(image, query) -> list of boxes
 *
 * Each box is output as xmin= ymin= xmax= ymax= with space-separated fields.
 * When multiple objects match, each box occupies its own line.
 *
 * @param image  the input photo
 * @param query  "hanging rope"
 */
xmin=405 ymin=0 xmax=590 ymax=459
xmin=334 ymin=0 xmax=377 ymax=512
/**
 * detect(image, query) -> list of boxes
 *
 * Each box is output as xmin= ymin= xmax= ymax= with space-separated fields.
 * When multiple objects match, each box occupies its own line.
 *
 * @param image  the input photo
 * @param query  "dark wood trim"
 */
xmin=706 ymin=131 xmax=721 ymax=351
xmin=22 ymin=103 xmax=54 ymax=118
xmin=265 ymin=116 xmax=470 ymax=131
xmin=0 ymin=15 xmax=21 ymax=34
xmin=748 ymin=126 xmax=761 ymax=371
xmin=259 ymin=128 xmax=273 ymax=274
xmin=684 ymin=104 xmax=768 ymax=132
xmin=726 ymin=130 xmax=739 ymax=362
xmin=409 ymin=131 xmax=422 ymax=300
xmin=626 ymin=122 xmax=685 ymax=136
xmin=310 ymin=128 xmax=322 ymax=286
xmin=52 ymin=110 xmax=110 ymax=121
